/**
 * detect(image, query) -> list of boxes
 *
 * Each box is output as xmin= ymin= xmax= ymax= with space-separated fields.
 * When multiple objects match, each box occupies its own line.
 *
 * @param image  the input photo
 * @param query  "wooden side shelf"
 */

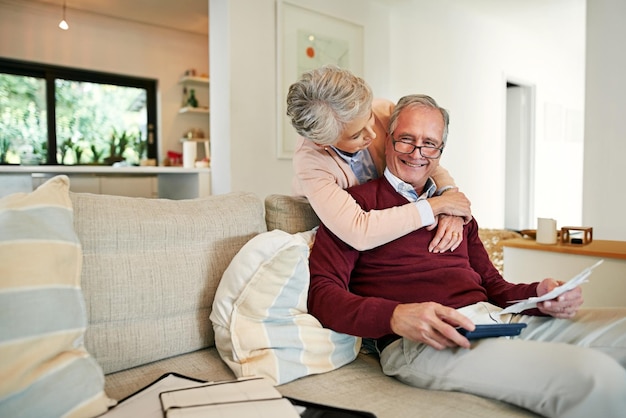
xmin=502 ymin=238 xmax=626 ymax=260
xmin=502 ymin=237 xmax=626 ymax=308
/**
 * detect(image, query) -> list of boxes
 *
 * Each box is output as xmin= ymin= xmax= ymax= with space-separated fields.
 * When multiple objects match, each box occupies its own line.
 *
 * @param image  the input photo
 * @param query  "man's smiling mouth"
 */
xmin=402 ymin=160 xmax=428 ymax=168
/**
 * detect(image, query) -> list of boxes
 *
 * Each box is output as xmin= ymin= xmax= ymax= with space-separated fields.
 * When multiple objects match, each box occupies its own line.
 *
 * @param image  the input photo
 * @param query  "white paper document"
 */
xmin=499 ymin=259 xmax=604 ymax=315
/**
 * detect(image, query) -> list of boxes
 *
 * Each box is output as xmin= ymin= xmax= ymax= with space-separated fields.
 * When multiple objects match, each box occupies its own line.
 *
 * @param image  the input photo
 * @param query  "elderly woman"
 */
xmin=287 ymin=65 xmax=471 ymax=251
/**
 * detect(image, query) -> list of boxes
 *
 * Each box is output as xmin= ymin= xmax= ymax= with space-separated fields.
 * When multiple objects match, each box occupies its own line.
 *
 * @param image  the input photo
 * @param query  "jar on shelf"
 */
xmin=186 ymin=89 xmax=198 ymax=108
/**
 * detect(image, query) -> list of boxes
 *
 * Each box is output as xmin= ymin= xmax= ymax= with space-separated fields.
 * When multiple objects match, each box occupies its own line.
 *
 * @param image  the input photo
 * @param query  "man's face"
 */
xmin=386 ymin=105 xmax=444 ymax=191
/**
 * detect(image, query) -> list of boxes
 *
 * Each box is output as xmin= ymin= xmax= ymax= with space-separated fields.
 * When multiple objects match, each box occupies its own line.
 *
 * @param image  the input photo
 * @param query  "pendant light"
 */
xmin=58 ymin=0 xmax=69 ymax=30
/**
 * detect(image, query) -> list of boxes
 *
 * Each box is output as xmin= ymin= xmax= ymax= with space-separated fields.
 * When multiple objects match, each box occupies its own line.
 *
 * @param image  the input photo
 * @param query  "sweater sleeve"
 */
xmin=296 ymin=162 xmax=462 ymax=251
xmin=307 ymin=223 xmax=399 ymax=338
xmin=432 ymin=165 xmax=456 ymax=193
xmin=465 ymin=220 xmax=541 ymax=311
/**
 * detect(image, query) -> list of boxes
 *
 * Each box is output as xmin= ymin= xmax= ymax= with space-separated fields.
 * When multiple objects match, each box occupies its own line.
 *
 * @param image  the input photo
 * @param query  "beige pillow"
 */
xmin=211 ymin=229 xmax=360 ymax=385
xmin=0 ymin=175 xmax=113 ymax=417
xmin=71 ymin=190 xmax=266 ymax=375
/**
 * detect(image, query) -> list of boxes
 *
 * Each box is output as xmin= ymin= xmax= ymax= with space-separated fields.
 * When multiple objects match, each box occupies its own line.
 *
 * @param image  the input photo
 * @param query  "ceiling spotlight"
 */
xmin=58 ymin=1 xmax=69 ymax=30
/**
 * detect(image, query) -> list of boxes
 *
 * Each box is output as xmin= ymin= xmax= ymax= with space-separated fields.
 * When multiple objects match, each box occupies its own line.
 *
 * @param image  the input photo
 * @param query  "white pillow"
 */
xmin=211 ymin=228 xmax=359 ymax=385
xmin=0 ymin=175 xmax=114 ymax=417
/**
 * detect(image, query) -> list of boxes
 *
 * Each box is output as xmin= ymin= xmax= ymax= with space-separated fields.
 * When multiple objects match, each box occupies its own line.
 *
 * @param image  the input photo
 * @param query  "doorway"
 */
xmin=504 ymin=81 xmax=535 ymax=231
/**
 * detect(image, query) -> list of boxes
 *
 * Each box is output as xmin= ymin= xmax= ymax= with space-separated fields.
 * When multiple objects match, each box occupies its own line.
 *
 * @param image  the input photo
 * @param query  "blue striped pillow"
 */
xmin=0 ymin=175 xmax=113 ymax=417
xmin=211 ymin=229 xmax=360 ymax=385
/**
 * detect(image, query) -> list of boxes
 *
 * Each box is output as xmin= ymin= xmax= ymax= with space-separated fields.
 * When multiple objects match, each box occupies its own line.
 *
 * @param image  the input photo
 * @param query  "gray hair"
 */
xmin=389 ymin=94 xmax=450 ymax=145
xmin=286 ymin=65 xmax=373 ymax=145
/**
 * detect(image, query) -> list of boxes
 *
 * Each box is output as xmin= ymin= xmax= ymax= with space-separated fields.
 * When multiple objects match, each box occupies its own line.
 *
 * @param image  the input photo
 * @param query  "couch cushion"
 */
xmin=211 ymin=228 xmax=359 ymax=385
xmin=0 ymin=175 xmax=113 ymax=417
xmin=70 ymin=191 xmax=266 ymax=374
xmin=265 ymin=194 xmax=320 ymax=233
xmin=105 ymin=347 xmax=536 ymax=418
xmin=104 ymin=349 xmax=236 ymax=401
xmin=278 ymin=352 xmax=537 ymax=418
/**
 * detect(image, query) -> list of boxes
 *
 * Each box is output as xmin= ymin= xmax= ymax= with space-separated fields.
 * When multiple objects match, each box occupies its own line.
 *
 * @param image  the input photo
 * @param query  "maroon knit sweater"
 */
xmin=307 ymin=177 xmax=540 ymax=339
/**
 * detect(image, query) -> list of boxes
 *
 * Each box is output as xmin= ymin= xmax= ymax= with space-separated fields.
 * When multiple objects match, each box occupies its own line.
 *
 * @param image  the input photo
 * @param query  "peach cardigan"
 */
xmin=292 ymin=98 xmax=455 ymax=250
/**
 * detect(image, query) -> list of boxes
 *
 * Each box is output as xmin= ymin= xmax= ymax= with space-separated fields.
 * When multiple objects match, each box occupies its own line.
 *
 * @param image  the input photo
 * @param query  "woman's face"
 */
xmin=333 ymin=111 xmax=376 ymax=154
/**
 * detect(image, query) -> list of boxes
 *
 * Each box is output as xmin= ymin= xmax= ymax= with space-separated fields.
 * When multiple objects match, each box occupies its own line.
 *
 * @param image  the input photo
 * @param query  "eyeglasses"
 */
xmin=392 ymin=140 xmax=443 ymax=159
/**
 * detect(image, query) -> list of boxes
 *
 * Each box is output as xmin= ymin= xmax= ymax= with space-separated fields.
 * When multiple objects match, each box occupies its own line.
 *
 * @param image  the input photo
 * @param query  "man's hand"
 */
xmin=536 ymin=278 xmax=583 ymax=319
xmin=428 ymin=188 xmax=472 ymax=223
xmin=427 ymin=215 xmax=464 ymax=253
xmin=390 ymin=302 xmax=475 ymax=350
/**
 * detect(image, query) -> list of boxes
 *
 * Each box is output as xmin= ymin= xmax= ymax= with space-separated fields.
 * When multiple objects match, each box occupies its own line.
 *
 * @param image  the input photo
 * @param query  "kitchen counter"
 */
xmin=0 ymin=165 xmax=211 ymax=199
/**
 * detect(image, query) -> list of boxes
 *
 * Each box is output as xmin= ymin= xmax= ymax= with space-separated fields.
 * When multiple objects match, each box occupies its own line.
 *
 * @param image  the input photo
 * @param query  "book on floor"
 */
xmin=102 ymin=372 xmax=376 ymax=418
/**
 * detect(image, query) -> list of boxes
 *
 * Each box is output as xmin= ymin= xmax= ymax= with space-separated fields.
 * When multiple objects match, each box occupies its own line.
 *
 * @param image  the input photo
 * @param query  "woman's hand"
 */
xmin=427 ymin=215 xmax=464 ymax=252
xmin=428 ymin=188 xmax=472 ymax=222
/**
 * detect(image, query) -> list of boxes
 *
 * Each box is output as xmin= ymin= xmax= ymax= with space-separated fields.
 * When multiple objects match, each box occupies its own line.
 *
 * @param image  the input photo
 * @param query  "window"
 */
xmin=0 ymin=58 xmax=157 ymax=165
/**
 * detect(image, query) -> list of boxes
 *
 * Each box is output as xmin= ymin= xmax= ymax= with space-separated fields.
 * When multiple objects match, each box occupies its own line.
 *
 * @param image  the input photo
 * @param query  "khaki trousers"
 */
xmin=380 ymin=303 xmax=626 ymax=418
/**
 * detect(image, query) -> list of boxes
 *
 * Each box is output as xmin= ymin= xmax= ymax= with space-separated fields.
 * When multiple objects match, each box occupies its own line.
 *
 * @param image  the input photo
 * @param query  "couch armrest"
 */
xmin=478 ymin=229 xmax=522 ymax=275
xmin=265 ymin=194 xmax=320 ymax=233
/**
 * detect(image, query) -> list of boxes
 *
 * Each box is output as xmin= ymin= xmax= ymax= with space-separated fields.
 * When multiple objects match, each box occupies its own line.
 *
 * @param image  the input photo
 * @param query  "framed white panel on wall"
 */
xmin=276 ymin=1 xmax=364 ymax=159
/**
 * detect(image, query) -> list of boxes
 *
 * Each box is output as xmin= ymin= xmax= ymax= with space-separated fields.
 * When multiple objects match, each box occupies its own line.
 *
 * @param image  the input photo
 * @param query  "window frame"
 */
xmin=0 ymin=57 xmax=158 ymax=165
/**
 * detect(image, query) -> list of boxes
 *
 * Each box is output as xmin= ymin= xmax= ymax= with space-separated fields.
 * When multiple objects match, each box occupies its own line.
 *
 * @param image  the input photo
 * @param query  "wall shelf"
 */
xmin=178 ymin=75 xmax=210 ymax=165
xmin=179 ymin=106 xmax=209 ymax=114
xmin=180 ymin=137 xmax=209 ymax=142
xmin=178 ymin=76 xmax=210 ymax=86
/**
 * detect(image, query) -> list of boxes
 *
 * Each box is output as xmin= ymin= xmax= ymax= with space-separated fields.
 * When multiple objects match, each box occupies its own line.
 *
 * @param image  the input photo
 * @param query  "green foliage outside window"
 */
xmin=0 ymin=73 xmax=47 ymax=164
xmin=54 ymin=79 xmax=147 ymax=165
xmin=0 ymin=59 xmax=156 ymax=166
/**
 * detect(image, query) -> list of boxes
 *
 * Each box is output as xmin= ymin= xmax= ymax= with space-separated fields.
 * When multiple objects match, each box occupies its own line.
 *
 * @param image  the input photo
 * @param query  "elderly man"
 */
xmin=307 ymin=94 xmax=626 ymax=418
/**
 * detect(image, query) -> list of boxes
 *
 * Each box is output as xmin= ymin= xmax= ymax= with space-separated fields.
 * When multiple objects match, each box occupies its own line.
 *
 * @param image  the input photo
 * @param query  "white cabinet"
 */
xmin=503 ymin=238 xmax=626 ymax=308
xmin=61 ymin=175 xmax=100 ymax=194
xmin=100 ymin=176 xmax=157 ymax=198
xmin=2 ymin=167 xmax=210 ymax=199
xmin=32 ymin=173 xmax=157 ymax=198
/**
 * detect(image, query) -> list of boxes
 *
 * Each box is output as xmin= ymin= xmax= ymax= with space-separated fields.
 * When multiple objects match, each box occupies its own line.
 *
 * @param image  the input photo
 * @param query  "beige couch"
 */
xmin=72 ymin=190 xmax=531 ymax=417
xmin=0 ymin=176 xmax=532 ymax=418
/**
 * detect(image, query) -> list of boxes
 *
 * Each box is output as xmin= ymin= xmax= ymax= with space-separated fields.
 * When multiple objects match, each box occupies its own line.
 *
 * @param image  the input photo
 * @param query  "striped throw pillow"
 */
xmin=0 ymin=175 xmax=113 ymax=417
xmin=211 ymin=228 xmax=360 ymax=385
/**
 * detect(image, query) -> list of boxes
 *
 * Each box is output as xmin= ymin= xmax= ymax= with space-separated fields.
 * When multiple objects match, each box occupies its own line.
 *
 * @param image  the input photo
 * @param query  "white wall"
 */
xmin=387 ymin=0 xmax=585 ymax=229
xmin=0 ymin=0 xmax=208 ymax=164
xmin=214 ymin=0 xmax=585 ymax=230
xmin=208 ymin=0 xmax=393 ymax=198
xmin=583 ymin=0 xmax=626 ymax=240
xmin=3 ymin=0 xmax=593 ymax=234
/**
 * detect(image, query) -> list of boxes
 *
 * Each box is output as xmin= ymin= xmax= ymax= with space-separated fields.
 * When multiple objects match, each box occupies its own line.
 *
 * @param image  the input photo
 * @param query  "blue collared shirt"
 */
xmin=331 ymin=147 xmax=378 ymax=185
xmin=383 ymin=168 xmax=436 ymax=226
